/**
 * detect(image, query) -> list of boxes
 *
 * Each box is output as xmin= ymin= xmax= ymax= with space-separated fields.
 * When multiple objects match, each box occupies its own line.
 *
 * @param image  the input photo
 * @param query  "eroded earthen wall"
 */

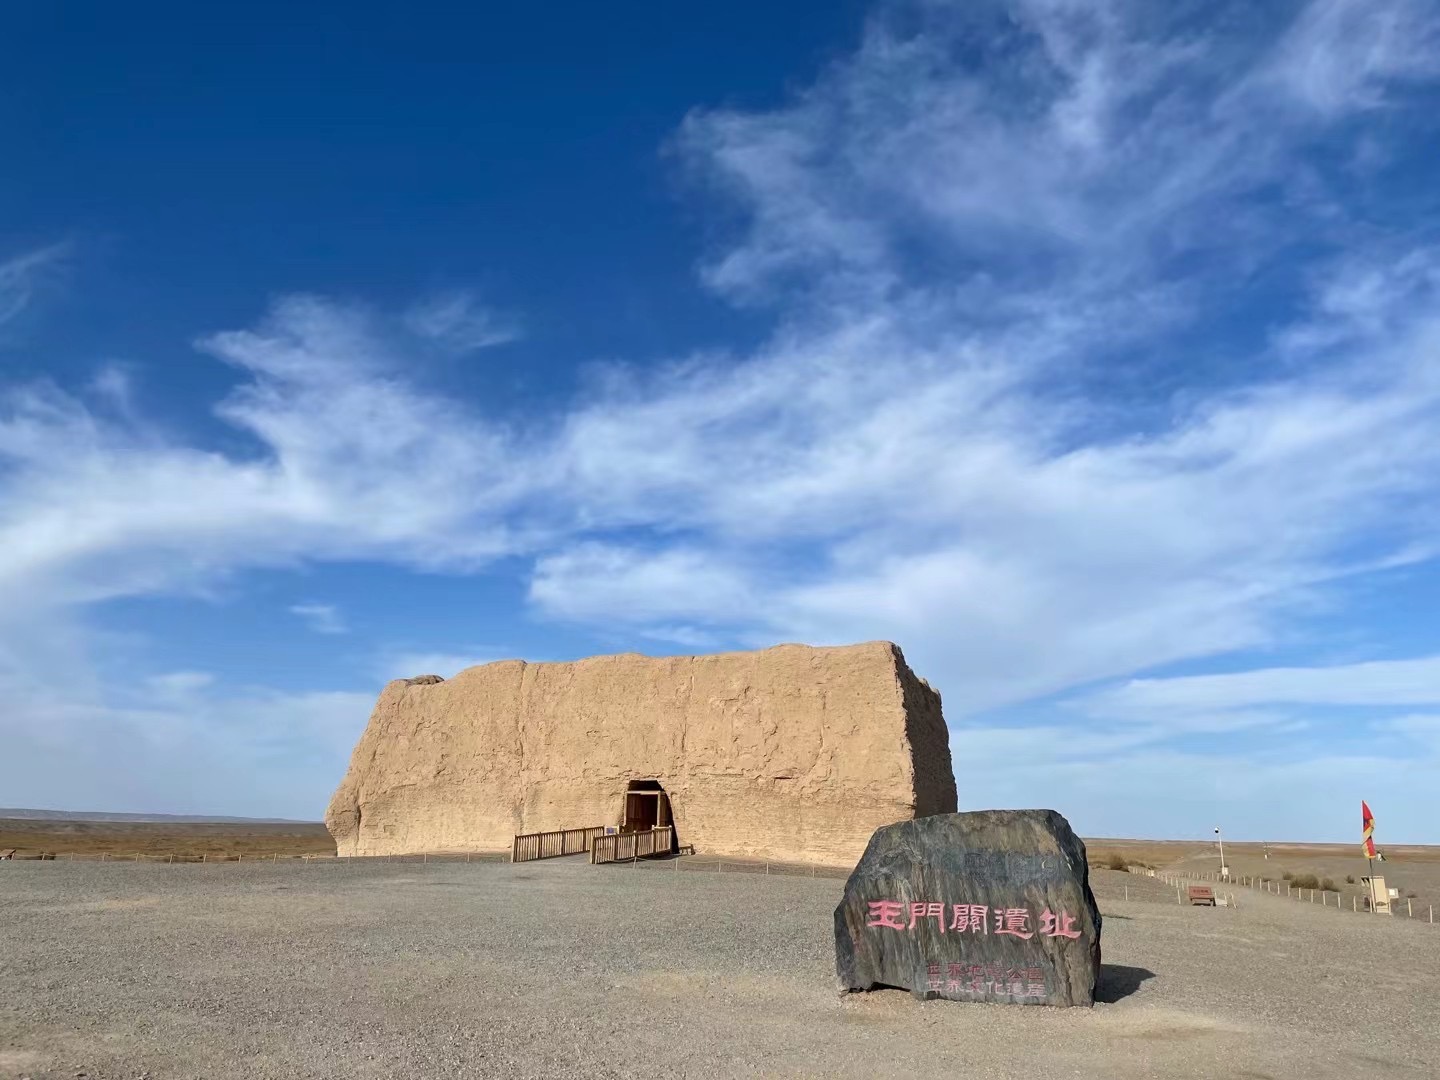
xmin=326 ymin=641 xmax=955 ymax=865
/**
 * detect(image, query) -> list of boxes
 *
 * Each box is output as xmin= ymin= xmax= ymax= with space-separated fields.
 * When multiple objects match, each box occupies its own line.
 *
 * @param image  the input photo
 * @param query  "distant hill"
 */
xmin=0 ymin=808 xmax=316 ymax=824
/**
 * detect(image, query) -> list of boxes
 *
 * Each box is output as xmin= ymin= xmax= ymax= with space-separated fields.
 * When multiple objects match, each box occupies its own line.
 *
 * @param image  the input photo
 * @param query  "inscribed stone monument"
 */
xmin=834 ymin=810 xmax=1101 ymax=1006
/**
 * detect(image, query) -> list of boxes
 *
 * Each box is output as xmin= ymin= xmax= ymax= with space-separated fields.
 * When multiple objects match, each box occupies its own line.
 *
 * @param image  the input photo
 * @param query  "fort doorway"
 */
xmin=622 ymin=779 xmax=676 ymax=850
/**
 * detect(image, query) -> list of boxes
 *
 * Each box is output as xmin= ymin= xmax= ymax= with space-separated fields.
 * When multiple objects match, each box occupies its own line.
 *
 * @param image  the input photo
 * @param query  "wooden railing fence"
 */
xmin=590 ymin=826 xmax=674 ymax=864
xmin=511 ymin=825 xmax=606 ymax=863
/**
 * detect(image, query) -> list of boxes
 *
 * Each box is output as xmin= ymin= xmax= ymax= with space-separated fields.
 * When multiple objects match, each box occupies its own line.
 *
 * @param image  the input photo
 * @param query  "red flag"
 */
xmin=1362 ymin=800 xmax=1376 ymax=859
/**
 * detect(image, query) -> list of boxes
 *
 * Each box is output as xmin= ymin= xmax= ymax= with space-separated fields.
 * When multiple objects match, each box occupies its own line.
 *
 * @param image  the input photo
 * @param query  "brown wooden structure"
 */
xmin=511 ymin=825 xmax=606 ymax=863
xmin=590 ymin=826 xmax=675 ymax=864
xmin=509 ymin=781 xmax=680 ymax=866
xmin=621 ymin=779 xmax=673 ymax=835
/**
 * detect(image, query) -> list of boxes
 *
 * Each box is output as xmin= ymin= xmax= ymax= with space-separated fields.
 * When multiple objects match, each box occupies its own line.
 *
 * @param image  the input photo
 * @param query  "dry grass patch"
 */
xmin=0 ymin=818 xmax=335 ymax=859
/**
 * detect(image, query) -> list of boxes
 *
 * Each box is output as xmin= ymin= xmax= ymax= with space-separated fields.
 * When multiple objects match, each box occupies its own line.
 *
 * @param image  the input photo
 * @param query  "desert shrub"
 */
xmin=1320 ymin=878 xmax=1337 ymax=893
xmin=1345 ymin=875 xmax=1355 ymax=885
xmin=1281 ymin=871 xmax=1294 ymax=881
xmin=1406 ymin=890 xmax=1418 ymax=898
xmin=1291 ymin=873 xmax=1321 ymax=890
xmin=1105 ymin=853 xmax=1128 ymax=871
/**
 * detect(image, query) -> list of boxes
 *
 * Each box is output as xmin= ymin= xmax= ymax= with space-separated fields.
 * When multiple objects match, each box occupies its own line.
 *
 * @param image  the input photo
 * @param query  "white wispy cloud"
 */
xmin=1087 ymin=656 xmax=1440 ymax=717
xmin=0 ymin=295 xmax=532 ymax=615
xmin=1379 ymin=714 xmax=1440 ymax=754
xmin=0 ymin=243 xmax=69 ymax=329
xmin=289 ymin=603 xmax=348 ymax=635
xmin=404 ymin=290 xmax=520 ymax=352
xmin=146 ymin=671 xmax=217 ymax=697
xmin=0 ymin=639 xmax=371 ymax=817
xmin=529 ymin=544 xmax=760 ymax=626
xmin=529 ymin=250 xmax=1440 ymax=713
xmin=1262 ymin=0 xmax=1440 ymax=116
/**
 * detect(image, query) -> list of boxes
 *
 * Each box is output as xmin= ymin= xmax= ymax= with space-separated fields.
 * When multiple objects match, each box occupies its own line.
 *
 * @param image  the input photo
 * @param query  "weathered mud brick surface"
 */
xmin=835 ymin=810 xmax=1101 ymax=1006
xmin=327 ymin=641 xmax=956 ymax=865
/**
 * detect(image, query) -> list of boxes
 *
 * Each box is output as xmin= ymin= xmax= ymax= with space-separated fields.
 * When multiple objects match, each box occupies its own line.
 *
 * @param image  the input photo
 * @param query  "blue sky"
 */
xmin=4 ymin=0 xmax=1440 ymax=842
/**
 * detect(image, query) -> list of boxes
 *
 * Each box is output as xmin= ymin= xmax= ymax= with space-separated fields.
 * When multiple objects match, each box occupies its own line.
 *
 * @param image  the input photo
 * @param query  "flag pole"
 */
xmin=1362 ymin=800 xmax=1377 ymax=910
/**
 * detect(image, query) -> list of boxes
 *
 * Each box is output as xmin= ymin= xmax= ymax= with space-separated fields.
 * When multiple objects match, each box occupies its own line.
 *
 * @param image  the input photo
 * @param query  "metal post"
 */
xmin=1408 ymin=898 xmax=1412 ymax=917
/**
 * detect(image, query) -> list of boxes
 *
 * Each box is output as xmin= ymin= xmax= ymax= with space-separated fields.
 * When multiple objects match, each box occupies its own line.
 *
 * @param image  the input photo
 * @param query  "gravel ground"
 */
xmin=2 ymin=860 xmax=1437 ymax=1079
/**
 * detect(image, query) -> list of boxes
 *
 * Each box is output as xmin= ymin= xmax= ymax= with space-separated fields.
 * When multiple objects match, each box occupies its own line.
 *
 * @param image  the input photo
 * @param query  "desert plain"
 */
xmin=2 ymin=821 xmax=1438 ymax=1080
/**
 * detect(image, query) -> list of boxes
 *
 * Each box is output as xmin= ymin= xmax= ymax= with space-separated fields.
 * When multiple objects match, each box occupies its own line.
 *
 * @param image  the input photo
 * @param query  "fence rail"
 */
xmin=1138 ymin=866 xmax=1435 ymax=925
xmin=511 ymin=825 xmax=606 ymax=863
xmin=591 ymin=827 xmax=674 ymax=864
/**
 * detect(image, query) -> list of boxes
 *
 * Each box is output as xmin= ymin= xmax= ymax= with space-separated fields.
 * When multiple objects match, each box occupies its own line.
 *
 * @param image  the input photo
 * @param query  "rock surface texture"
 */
xmin=326 ymin=641 xmax=955 ymax=865
xmin=834 ymin=810 xmax=1101 ymax=1006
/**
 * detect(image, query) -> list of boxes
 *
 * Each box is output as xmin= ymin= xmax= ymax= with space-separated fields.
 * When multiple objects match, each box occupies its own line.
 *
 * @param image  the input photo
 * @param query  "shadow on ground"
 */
xmin=1096 ymin=964 xmax=1155 ymax=1003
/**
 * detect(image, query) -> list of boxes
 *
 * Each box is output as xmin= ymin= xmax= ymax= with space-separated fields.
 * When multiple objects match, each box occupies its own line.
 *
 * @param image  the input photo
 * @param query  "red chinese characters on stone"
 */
xmin=1024 ymin=966 xmax=1046 ymax=998
xmin=949 ymin=903 xmax=988 ymax=934
xmin=864 ymin=900 xmax=1084 ymax=944
xmin=993 ymin=907 xmax=1033 ymax=939
xmin=921 ymin=959 xmax=1052 ymax=1000
xmin=909 ymin=902 xmax=947 ymax=932
xmin=1040 ymin=908 xmax=1081 ymax=939
xmin=865 ymin=900 xmax=906 ymax=929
